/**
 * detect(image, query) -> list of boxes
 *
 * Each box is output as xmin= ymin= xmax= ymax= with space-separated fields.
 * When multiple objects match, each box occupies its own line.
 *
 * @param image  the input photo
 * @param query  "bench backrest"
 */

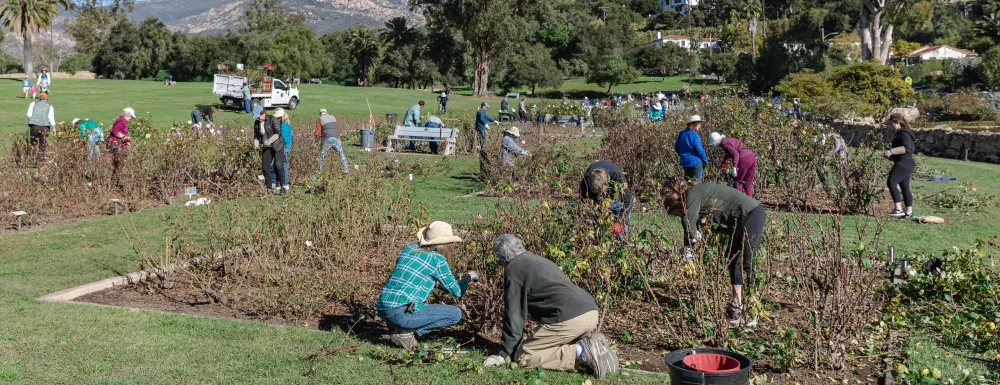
xmin=394 ymin=125 xmax=455 ymax=138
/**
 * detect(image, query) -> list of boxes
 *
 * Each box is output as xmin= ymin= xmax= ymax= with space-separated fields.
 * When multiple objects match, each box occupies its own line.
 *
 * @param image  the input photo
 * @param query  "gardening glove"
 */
xmin=731 ymin=166 xmax=738 ymax=177
xmin=682 ymin=247 xmax=695 ymax=262
xmin=463 ymin=271 xmax=480 ymax=282
xmin=691 ymin=230 xmax=702 ymax=243
xmin=883 ymin=150 xmax=892 ymax=159
xmin=483 ymin=355 xmax=505 ymax=367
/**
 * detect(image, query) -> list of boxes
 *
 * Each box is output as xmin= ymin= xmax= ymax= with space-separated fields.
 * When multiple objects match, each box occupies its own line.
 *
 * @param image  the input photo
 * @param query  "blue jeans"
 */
xmin=191 ymin=110 xmax=201 ymax=125
xmin=683 ymin=163 xmax=704 ymax=183
xmin=318 ymin=137 xmax=349 ymax=174
xmin=378 ymin=304 xmax=462 ymax=336
xmin=477 ymin=129 xmax=487 ymax=149
xmin=87 ymin=141 xmax=101 ymax=161
xmin=243 ymin=98 xmax=251 ymax=114
xmin=271 ymin=147 xmax=290 ymax=186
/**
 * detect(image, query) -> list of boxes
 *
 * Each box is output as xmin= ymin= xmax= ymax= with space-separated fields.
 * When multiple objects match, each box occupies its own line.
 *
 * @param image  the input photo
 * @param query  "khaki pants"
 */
xmin=515 ymin=310 xmax=599 ymax=371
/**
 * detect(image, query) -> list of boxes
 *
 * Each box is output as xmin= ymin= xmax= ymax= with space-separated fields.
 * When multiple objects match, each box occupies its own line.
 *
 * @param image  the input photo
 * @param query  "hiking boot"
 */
xmin=389 ymin=329 xmax=418 ymax=350
xmin=887 ymin=209 xmax=906 ymax=218
xmin=726 ymin=303 xmax=759 ymax=327
xmin=583 ymin=332 xmax=619 ymax=378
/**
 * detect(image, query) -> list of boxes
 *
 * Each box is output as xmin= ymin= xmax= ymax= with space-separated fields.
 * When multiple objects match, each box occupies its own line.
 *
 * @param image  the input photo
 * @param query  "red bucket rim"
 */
xmin=682 ymin=353 xmax=741 ymax=373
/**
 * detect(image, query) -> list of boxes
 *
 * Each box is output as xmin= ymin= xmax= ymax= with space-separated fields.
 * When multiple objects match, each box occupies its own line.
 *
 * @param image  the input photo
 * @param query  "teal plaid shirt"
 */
xmin=376 ymin=243 xmax=468 ymax=312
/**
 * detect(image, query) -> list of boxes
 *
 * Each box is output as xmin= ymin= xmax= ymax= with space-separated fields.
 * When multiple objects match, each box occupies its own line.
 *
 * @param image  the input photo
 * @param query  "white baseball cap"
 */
xmin=123 ymin=108 xmax=136 ymax=118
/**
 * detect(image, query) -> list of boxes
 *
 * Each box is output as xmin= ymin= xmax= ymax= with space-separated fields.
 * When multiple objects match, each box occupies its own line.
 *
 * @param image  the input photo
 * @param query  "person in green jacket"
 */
xmin=72 ymin=118 xmax=104 ymax=161
xmin=481 ymin=235 xmax=620 ymax=378
xmin=663 ymin=181 xmax=767 ymax=327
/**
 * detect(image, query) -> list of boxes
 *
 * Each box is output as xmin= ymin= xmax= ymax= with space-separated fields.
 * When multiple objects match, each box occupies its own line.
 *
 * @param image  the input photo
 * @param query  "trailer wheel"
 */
xmin=288 ymin=97 xmax=299 ymax=110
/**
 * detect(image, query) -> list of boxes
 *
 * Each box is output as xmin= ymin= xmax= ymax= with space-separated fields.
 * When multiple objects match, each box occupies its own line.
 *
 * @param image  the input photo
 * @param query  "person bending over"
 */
xmin=663 ymin=181 xmax=766 ymax=326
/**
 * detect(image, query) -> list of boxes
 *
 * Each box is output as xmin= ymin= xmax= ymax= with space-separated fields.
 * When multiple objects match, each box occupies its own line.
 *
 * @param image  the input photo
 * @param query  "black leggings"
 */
xmin=727 ymin=205 xmax=766 ymax=286
xmin=887 ymin=158 xmax=915 ymax=207
xmin=261 ymin=147 xmax=286 ymax=189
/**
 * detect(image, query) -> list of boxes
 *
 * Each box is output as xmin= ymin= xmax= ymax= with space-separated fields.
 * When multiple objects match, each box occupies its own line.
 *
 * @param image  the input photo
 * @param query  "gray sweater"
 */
xmin=499 ymin=252 xmax=597 ymax=357
xmin=319 ymin=114 xmax=340 ymax=139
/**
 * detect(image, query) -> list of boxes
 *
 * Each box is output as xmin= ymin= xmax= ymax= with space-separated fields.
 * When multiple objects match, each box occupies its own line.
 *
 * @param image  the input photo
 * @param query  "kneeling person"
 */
xmin=482 ymin=235 xmax=619 ymax=378
xmin=376 ymin=221 xmax=478 ymax=349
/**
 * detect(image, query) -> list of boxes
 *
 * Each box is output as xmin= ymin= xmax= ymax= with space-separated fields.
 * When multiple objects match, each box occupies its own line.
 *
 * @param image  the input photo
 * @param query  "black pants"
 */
xmin=887 ymin=158 xmax=915 ymax=207
xmin=29 ymin=125 xmax=49 ymax=161
xmin=727 ymin=205 xmax=766 ymax=286
xmin=261 ymin=147 xmax=286 ymax=190
xmin=519 ymin=110 xmax=528 ymax=122
xmin=110 ymin=141 xmax=124 ymax=186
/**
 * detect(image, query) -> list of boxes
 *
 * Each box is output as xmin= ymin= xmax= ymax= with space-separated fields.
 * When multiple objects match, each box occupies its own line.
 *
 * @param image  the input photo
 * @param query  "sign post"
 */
xmin=185 ymin=187 xmax=197 ymax=200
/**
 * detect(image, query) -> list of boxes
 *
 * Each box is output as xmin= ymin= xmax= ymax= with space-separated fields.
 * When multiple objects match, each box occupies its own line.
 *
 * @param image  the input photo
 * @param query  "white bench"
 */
xmin=388 ymin=125 xmax=459 ymax=155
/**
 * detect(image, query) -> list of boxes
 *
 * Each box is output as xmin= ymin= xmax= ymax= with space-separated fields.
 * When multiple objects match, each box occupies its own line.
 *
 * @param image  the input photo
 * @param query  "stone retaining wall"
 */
xmin=833 ymin=122 xmax=1000 ymax=164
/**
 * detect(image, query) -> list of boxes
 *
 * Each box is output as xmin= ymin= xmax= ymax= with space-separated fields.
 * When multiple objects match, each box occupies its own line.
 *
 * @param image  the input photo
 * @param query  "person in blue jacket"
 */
xmin=674 ymin=115 xmax=709 ymax=183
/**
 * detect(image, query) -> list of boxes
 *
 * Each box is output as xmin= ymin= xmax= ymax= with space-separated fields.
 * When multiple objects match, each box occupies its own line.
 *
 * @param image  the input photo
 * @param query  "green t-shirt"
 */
xmin=77 ymin=120 xmax=101 ymax=140
xmin=684 ymin=182 xmax=761 ymax=231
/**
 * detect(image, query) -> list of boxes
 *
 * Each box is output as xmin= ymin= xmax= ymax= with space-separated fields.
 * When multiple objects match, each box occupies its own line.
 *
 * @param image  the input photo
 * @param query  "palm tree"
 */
xmin=0 ymin=0 xmax=71 ymax=76
xmin=976 ymin=12 xmax=1000 ymax=43
xmin=380 ymin=16 xmax=411 ymax=47
xmin=350 ymin=28 xmax=383 ymax=84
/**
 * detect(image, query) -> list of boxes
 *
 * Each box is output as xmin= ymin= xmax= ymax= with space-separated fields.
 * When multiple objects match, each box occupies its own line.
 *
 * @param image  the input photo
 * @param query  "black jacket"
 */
xmin=890 ymin=129 xmax=916 ymax=162
xmin=255 ymin=115 xmax=284 ymax=150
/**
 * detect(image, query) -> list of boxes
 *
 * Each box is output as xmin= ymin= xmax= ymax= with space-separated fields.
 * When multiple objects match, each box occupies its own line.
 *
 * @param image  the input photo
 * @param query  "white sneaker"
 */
xmin=390 ymin=329 xmax=418 ymax=350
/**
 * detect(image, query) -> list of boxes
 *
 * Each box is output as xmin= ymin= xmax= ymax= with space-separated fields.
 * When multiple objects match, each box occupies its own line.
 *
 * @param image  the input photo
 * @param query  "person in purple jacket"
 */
xmin=709 ymin=132 xmax=756 ymax=198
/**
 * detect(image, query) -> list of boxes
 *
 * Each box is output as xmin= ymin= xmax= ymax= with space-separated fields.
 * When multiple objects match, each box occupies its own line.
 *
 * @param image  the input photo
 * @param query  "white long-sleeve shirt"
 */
xmin=26 ymin=102 xmax=56 ymax=126
xmin=37 ymin=73 xmax=51 ymax=86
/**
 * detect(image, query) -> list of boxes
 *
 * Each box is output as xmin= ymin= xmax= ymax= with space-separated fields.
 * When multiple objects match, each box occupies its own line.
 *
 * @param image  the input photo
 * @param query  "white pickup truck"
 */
xmin=213 ymin=74 xmax=300 ymax=110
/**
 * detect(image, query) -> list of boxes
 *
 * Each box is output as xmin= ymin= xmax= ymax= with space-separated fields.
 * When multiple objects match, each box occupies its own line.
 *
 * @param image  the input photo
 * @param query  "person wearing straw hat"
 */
xmin=316 ymin=108 xmax=349 ymax=174
xmin=709 ymin=132 xmax=756 ymax=198
xmin=37 ymin=68 xmax=51 ymax=93
xmin=376 ymin=221 xmax=479 ymax=350
xmin=662 ymin=180 xmax=765 ymax=327
xmin=109 ymin=108 xmax=136 ymax=187
xmin=500 ymin=126 xmax=531 ymax=169
xmin=73 ymin=118 xmax=104 ymax=161
xmin=482 ymin=235 xmax=618 ymax=378
xmin=647 ymin=100 xmax=663 ymax=121
xmin=26 ymin=92 xmax=55 ymax=162
xmin=674 ymin=115 xmax=709 ymax=183
xmin=270 ymin=108 xmax=292 ymax=190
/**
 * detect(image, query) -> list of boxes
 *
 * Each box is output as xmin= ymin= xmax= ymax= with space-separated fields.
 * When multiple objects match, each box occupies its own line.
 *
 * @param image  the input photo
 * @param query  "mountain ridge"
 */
xmin=129 ymin=0 xmax=420 ymax=34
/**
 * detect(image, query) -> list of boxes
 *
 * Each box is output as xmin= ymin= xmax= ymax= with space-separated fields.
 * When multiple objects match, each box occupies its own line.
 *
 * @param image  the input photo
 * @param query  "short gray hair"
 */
xmin=492 ymin=234 xmax=526 ymax=264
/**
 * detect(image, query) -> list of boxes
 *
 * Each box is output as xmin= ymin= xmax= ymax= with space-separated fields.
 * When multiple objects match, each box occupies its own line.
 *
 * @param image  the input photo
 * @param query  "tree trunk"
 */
xmin=860 ymin=0 xmax=892 ymax=64
xmin=473 ymin=45 xmax=490 ymax=98
xmin=23 ymin=33 xmax=33 ymax=77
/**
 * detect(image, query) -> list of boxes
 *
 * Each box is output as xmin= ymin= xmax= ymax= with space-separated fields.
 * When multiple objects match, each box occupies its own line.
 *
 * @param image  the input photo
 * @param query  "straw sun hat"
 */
xmin=417 ymin=221 xmax=463 ymax=246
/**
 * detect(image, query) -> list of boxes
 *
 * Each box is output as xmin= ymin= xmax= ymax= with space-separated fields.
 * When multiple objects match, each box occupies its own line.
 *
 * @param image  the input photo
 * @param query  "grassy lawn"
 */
xmin=450 ymin=76 xmax=726 ymax=98
xmin=0 ymin=79 xmax=492 ymax=136
xmin=0 ymin=80 xmax=997 ymax=383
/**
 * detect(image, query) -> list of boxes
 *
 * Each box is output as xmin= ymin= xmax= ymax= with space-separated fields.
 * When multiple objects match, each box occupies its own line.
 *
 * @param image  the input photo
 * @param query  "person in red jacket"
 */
xmin=109 ymin=108 xmax=136 ymax=187
xmin=709 ymin=132 xmax=756 ymax=198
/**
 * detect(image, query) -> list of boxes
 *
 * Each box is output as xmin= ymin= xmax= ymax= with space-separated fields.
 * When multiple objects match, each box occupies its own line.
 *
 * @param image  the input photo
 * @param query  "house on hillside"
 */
xmin=647 ymin=33 xmax=719 ymax=50
xmin=659 ymin=0 xmax=698 ymax=13
xmin=904 ymin=45 xmax=977 ymax=64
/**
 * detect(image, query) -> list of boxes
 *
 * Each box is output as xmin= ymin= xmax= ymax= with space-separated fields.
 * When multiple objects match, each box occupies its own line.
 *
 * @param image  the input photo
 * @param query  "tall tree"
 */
xmin=239 ymin=0 xmax=304 ymax=38
xmin=66 ymin=0 xmax=133 ymax=54
xmin=349 ymin=27 xmax=382 ymax=84
xmin=380 ymin=16 xmax=412 ymax=47
xmin=0 ymin=0 xmax=71 ymax=76
xmin=859 ymin=0 xmax=930 ymax=64
xmin=412 ymin=0 xmax=540 ymax=97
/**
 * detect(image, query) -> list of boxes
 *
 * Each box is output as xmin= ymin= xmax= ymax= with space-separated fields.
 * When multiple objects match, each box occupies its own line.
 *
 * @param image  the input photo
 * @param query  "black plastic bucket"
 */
xmin=664 ymin=348 xmax=752 ymax=385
